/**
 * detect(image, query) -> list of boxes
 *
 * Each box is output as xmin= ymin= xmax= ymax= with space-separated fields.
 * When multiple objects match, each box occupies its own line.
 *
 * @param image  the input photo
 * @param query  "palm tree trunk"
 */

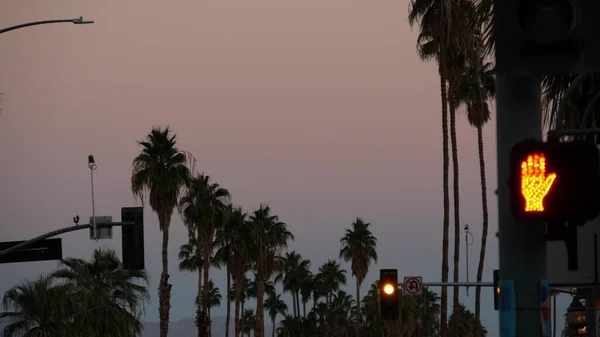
xmin=295 ymin=291 xmax=301 ymax=317
xmin=324 ymin=292 xmax=331 ymax=337
xmin=438 ymin=50 xmax=451 ymax=337
xmin=292 ymin=293 xmax=297 ymax=317
xmin=203 ymin=240 xmax=212 ymax=315
xmin=449 ymin=91 xmax=461 ymax=337
xmin=226 ymin=270 xmax=232 ymax=337
xmin=474 ymin=124 xmax=489 ymax=337
xmin=159 ymin=219 xmax=172 ymax=337
xmin=235 ymin=278 xmax=244 ymax=337
xmin=255 ymin=267 xmax=266 ymax=337
xmin=197 ymin=264 xmax=203 ymax=337
xmin=356 ymin=280 xmax=361 ymax=337
xmin=302 ymin=301 xmax=306 ymax=318
xmin=209 ymin=308 xmax=212 ymax=337
xmin=271 ymin=317 xmax=276 ymax=337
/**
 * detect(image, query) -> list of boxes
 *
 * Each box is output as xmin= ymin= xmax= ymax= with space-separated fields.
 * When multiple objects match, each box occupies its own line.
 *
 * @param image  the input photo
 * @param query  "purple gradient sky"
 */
xmin=0 ymin=1 xmax=572 ymax=335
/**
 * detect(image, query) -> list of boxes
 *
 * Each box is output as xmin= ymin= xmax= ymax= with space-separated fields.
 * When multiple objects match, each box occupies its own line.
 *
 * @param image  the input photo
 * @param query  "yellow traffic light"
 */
xmin=383 ymin=283 xmax=395 ymax=295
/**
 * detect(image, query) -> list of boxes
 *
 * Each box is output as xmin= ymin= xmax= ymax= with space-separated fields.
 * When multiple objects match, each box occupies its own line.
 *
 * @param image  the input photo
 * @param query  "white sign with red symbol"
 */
xmin=403 ymin=276 xmax=423 ymax=295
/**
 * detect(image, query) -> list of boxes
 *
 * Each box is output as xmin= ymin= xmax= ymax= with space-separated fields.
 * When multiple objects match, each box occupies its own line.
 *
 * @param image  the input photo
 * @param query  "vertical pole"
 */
xmin=587 ymin=288 xmax=597 ymax=337
xmin=466 ymin=226 xmax=470 ymax=296
xmin=496 ymin=74 xmax=545 ymax=336
xmin=90 ymin=168 xmax=96 ymax=240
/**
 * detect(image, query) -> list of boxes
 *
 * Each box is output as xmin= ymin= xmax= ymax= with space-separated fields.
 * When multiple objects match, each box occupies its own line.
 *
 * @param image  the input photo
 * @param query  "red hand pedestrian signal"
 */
xmin=520 ymin=153 xmax=557 ymax=212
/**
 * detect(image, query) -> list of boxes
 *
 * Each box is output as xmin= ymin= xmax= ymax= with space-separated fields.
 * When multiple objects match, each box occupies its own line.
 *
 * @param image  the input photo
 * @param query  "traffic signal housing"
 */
xmin=494 ymin=0 xmax=600 ymax=75
xmin=379 ymin=269 xmax=399 ymax=321
xmin=509 ymin=139 xmax=600 ymax=223
xmin=121 ymin=207 xmax=145 ymax=270
xmin=493 ymin=270 xmax=500 ymax=310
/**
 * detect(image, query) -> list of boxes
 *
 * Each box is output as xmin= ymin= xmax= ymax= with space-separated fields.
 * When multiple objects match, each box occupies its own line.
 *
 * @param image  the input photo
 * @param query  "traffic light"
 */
xmin=509 ymin=139 xmax=600 ymax=223
xmin=493 ymin=269 xmax=500 ymax=310
xmin=121 ymin=207 xmax=145 ymax=270
xmin=494 ymin=0 xmax=600 ymax=75
xmin=379 ymin=269 xmax=399 ymax=321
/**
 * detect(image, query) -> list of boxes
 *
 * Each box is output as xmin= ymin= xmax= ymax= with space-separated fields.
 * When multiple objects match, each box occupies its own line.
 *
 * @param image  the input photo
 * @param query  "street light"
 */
xmin=0 ymin=17 xmax=94 ymax=35
xmin=567 ymin=297 xmax=587 ymax=336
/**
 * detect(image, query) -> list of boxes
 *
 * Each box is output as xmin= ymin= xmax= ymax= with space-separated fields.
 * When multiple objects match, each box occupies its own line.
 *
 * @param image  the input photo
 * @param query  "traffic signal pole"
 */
xmin=0 ymin=222 xmax=133 ymax=259
xmin=497 ymin=74 xmax=546 ymax=336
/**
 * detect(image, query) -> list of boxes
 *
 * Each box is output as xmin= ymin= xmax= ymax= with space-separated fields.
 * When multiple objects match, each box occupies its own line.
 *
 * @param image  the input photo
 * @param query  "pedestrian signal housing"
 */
xmin=379 ymin=269 xmax=399 ymax=321
xmin=509 ymin=139 xmax=600 ymax=223
xmin=494 ymin=269 xmax=500 ymax=310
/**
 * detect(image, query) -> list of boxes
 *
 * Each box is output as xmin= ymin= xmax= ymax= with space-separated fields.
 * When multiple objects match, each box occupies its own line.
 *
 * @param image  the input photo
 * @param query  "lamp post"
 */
xmin=0 ymin=17 xmax=94 ymax=35
xmin=567 ymin=297 xmax=587 ymax=336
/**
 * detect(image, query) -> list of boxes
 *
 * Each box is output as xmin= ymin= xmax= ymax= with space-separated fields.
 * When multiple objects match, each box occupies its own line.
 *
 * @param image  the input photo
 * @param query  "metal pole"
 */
xmin=0 ymin=222 xmax=133 ymax=259
xmin=88 ymin=156 xmax=98 ymax=241
xmin=0 ymin=17 xmax=94 ymax=35
xmin=496 ymin=74 xmax=545 ymax=336
xmin=587 ymin=288 xmax=597 ymax=337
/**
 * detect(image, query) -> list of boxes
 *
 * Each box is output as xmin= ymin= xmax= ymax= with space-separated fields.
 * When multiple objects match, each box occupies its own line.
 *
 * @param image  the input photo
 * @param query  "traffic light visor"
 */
xmin=383 ymin=283 xmax=395 ymax=295
xmin=517 ymin=0 xmax=575 ymax=44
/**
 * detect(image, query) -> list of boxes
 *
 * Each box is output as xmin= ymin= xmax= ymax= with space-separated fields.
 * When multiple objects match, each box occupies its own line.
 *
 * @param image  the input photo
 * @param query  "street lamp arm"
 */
xmin=0 ymin=17 xmax=94 ymax=35
xmin=0 ymin=222 xmax=132 ymax=259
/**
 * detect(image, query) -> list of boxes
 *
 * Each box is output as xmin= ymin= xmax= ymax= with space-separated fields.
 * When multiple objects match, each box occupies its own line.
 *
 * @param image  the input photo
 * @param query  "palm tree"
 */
xmin=178 ymin=232 xmax=204 ymax=335
xmin=339 ymin=217 xmax=378 ymax=337
xmin=264 ymin=293 xmax=288 ymax=337
xmin=0 ymin=275 xmax=72 ymax=337
xmin=248 ymin=204 xmax=294 ymax=337
xmin=224 ymin=207 xmax=251 ymax=337
xmin=315 ymin=259 xmax=347 ymax=337
xmin=50 ymin=248 xmax=150 ymax=337
xmin=179 ymin=173 xmax=231 ymax=321
xmin=448 ymin=303 xmax=486 ymax=337
xmin=241 ymin=310 xmax=256 ymax=337
xmin=275 ymin=251 xmax=311 ymax=317
xmin=214 ymin=204 xmax=235 ymax=337
xmin=407 ymin=0 xmax=452 ymax=328
xmin=131 ymin=126 xmax=193 ymax=337
xmin=455 ymin=55 xmax=495 ymax=332
xmin=330 ymin=291 xmax=355 ymax=337
xmin=199 ymin=279 xmax=222 ymax=337
xmin=299 ymin=274 xmax=314 ymax=318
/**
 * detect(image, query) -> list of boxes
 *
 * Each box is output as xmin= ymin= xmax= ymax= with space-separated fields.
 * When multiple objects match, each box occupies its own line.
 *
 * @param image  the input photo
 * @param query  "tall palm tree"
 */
xmin=179 ymin=173 xmax=231 ymax=320
xmin=214 ymin=204 xmax=235 ymax=337
xmin=339 ymin=217 xmax=378 ymax=337
xmin=329 ymin=291 xmax=355 ymax=337
xmin=248 ymin=204 xmax=294 ymax=337
xmin=224 ymin=207 xmax=251 ymax=337
xmin=299 ymin=274 xmax=314 ymax=318
xmin=315 ymin=259 xmax=347 ymax=337
xmin=264 ymin=293 xmax=288 ymax=337
xmin=455 ymin=56 xmax=495 ymax=332
xmin=178 ymin=232 xmax=204 ymax=335
xmin=50 ymin=248 xmax=150 ymax=337
xmin=275 ymin=251 xmax=311 ymax=317
xmin=448 ymin=303 xmax=486 ymax=337
xmin=0 ymin=275 xmax=72 ymax=337
xmin=407 ymin=0 xmax=452 ymax=330
xmin=131 ymin=126 xmax=193 ymax=337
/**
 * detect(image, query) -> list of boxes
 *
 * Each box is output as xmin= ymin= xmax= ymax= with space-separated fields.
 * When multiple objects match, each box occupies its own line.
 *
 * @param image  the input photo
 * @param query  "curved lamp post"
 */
xmin=0 ymin=17 xmax=94 ymax=35
xmin=567 ymin=297 xmax=587 ymax=336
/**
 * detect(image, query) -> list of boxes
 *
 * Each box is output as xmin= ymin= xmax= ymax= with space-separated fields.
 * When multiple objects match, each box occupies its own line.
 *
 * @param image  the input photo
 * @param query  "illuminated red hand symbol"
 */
xmin=521 ymin=154 xmax=557 ymax=212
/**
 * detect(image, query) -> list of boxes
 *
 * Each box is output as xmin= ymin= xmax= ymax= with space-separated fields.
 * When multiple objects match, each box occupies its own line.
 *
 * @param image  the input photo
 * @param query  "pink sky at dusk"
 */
xmin=0 ymin=1 xmax=554 ymax=335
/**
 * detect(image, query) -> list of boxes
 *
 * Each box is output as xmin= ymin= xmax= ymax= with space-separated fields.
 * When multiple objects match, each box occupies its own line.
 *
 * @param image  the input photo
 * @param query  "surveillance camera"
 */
xmin=88 ymin=155 xmax=95 ymax=164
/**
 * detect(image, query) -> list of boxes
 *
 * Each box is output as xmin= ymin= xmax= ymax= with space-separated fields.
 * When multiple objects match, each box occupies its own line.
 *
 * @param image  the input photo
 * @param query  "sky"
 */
xmin=0 ymin=1 xmax=573 ymax=336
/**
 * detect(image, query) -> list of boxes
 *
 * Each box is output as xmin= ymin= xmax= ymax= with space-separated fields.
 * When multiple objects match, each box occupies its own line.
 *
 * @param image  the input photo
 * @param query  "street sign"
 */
xmin=403 ymin=276 xmax=423 ymax=295
xmin=89 ymin=216 xmax=112 ymax=240
xmin=0 ymin=238 xmax=63 ymax=264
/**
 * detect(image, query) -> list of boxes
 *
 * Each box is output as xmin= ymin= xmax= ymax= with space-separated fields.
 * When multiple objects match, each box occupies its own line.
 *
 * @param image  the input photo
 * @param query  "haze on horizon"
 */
xmin=0 ymin=1 xmax=573 ymax=336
